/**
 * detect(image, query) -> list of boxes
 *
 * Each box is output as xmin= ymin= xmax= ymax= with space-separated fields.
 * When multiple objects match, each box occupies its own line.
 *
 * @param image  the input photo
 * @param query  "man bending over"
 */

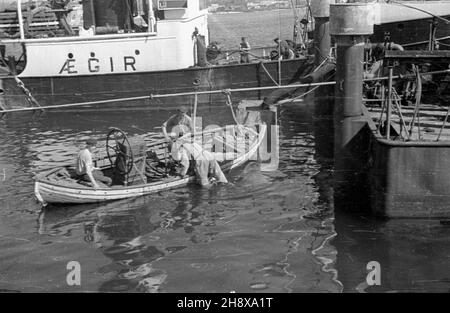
xmin=170 ymin=134 xmax=228 ymax=186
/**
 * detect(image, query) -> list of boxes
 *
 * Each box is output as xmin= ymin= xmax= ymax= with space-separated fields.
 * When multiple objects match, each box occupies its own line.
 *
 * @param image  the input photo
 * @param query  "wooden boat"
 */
xmin=34 ymin=124 xmax=267 ymax=205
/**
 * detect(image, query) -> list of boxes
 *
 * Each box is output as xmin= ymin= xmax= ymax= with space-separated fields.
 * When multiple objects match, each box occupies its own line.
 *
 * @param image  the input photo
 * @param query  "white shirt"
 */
xmin=171 ymin=141 xmax=215 ymax=175
xmin=75 ymin=148 xmax=94 ymax=175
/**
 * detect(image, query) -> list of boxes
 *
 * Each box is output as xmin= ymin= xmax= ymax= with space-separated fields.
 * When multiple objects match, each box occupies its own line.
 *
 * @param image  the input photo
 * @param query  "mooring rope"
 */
xmin=1 ymin=69 xmax=449 ymax=115
xmin=0 ymin=58 xmax=42 ymax=111
xmin=260 ymin=62 xmax=280 ymax=86
xmin=0 ymin=81 xmax=336 ymax=114
xmin=222 ymin=89 xmax=245 ymax=137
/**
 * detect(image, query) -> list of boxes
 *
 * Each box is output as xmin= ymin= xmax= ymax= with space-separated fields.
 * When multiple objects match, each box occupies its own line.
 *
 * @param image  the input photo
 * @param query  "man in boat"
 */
xmin=170 ymin=134 xmax=228 ymax=186
xmin=75 ymin=138 xmax=112 ymax=189
xmin=239 ymin=37 xmax=251 ymax=64
xmin=162 ymin=105 xmax=194 ymax=141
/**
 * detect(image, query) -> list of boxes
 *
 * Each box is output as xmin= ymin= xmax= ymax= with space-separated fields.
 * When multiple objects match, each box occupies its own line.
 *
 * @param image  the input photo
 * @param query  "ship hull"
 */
xmin=371 ymin=15 xmax=450 ymax=48
xmin=1 ymin=58 xmax=312 ymax=110
xmin=368 ymin=130 xmax=450 ymax=219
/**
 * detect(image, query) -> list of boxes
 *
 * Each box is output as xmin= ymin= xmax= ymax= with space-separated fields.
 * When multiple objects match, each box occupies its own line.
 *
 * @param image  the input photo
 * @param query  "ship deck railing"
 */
xmin=364 ymin=50 xmax=450 ymax=142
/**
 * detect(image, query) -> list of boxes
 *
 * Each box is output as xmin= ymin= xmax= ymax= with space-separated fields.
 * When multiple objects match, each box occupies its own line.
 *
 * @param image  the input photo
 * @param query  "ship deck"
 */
xmin=366 ymin=102 xmax=450 ymax=142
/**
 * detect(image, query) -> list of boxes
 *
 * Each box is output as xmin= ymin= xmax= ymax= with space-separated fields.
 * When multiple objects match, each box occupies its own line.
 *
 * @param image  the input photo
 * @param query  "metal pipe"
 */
xmin=386 ymin=66 xmax=394 ymax=139
xmin=17 ymin=0 xmax=24 ymax=40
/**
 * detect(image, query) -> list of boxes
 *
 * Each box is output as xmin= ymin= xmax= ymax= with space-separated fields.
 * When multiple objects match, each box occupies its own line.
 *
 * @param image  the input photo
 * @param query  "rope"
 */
xmin=222 ymin=89 xmax=245 ymax=137
xmin=437 ymin=40 xmax=450 ymax=48
xmin=260 ymin=62 xmax=279 ymax=86
xmin=276 ymin=84 xmax=320 ymax=105
xmin=0 ymin=58 xmax=42 ymax=110
xmin=1 ymin=69 xmax=449 ymax=115
xmin=276 ymin=54 xmax=335 ymax=105
xmin=0 ymin=81 xmax=336 ymax=114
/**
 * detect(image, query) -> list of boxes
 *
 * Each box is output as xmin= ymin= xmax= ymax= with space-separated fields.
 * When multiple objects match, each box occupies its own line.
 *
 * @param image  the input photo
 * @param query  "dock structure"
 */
xmin=328 ymin=1 xmax=450 ymax=218
xmin=329 ymin=0 xmax=375 ymax=212
xmin=364 ymin=50 xmax=450 ymax=218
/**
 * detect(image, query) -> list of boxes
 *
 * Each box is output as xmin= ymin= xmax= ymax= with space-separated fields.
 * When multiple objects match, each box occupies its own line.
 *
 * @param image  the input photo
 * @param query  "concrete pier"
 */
xmin=330 ymin=1 xmax=375 ymax=210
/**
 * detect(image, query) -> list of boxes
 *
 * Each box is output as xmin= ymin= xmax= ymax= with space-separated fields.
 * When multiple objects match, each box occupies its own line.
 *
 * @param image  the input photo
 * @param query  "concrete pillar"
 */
xmin=331 ymin=2 xmax=374 ymax=149
xmin=311 ymin=0 xmax=334 ymax=67
xmin=330 ymin=1 xmax=375 ymax=211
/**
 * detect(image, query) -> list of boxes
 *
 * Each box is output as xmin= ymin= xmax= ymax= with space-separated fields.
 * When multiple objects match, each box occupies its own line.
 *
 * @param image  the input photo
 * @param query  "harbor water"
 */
xmin=0 ymin=10 xmax=450 ymax=293
xmin=1 ymin=101 xmax=450 ymax=292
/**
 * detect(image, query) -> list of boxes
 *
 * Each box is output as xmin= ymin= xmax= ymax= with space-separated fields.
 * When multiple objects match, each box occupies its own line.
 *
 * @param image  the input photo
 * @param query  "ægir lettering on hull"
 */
xmin=59 ymin=53 xmax=139 ymax=75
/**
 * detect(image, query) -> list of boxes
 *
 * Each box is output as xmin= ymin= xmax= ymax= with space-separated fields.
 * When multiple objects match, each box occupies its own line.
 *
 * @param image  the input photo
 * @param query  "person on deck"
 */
xmin=364 ymin=41 xmax=404 ymax=79
xmin=162 ymin=105 xmax=194 ymax=141
xmin=239 ymin=37 xmax=251 ymax=64
xmin=274 ymin=38 xmax=294 ymax=60
xmin=75 ymin=138 xmax=112 ymax=189
xmin=170 ymin=135 xmax=228 ymax=186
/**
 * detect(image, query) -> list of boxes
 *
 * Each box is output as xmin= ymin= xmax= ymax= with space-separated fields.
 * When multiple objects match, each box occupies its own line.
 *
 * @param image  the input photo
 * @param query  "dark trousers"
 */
xmin=240 ymin=53 xmax=250 ymax=63
xmin=78 ymin=170 xmax=112 ymax=186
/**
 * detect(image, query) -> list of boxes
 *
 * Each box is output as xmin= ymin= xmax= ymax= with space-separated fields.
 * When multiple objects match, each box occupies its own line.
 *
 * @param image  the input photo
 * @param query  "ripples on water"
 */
xmin=1 ymin=104 xmax=450 ymax=293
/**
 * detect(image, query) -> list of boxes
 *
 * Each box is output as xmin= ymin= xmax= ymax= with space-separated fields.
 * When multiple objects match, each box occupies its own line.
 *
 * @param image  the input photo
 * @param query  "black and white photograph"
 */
xmin=0 ymin=0 xmax=450 ymax=297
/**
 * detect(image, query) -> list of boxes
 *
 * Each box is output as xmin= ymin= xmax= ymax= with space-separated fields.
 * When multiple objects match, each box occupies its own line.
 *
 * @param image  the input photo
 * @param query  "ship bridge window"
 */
xmin=0 ymin=0 xmax=161 ymax=41
xmin=84 ymin=0 xmax=158 ymax=35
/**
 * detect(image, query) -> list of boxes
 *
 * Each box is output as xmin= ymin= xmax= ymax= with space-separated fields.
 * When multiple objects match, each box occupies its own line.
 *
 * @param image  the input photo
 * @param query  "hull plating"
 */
xmin=2 ymin=59 xmax=311 ymax=110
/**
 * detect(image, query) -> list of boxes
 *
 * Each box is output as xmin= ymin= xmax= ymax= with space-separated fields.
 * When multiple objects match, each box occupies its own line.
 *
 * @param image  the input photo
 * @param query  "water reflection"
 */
xmin=333 ymin=209 xmax=450 ymax=293
xmin=1 ymin=102 xmax=449 ymax=292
